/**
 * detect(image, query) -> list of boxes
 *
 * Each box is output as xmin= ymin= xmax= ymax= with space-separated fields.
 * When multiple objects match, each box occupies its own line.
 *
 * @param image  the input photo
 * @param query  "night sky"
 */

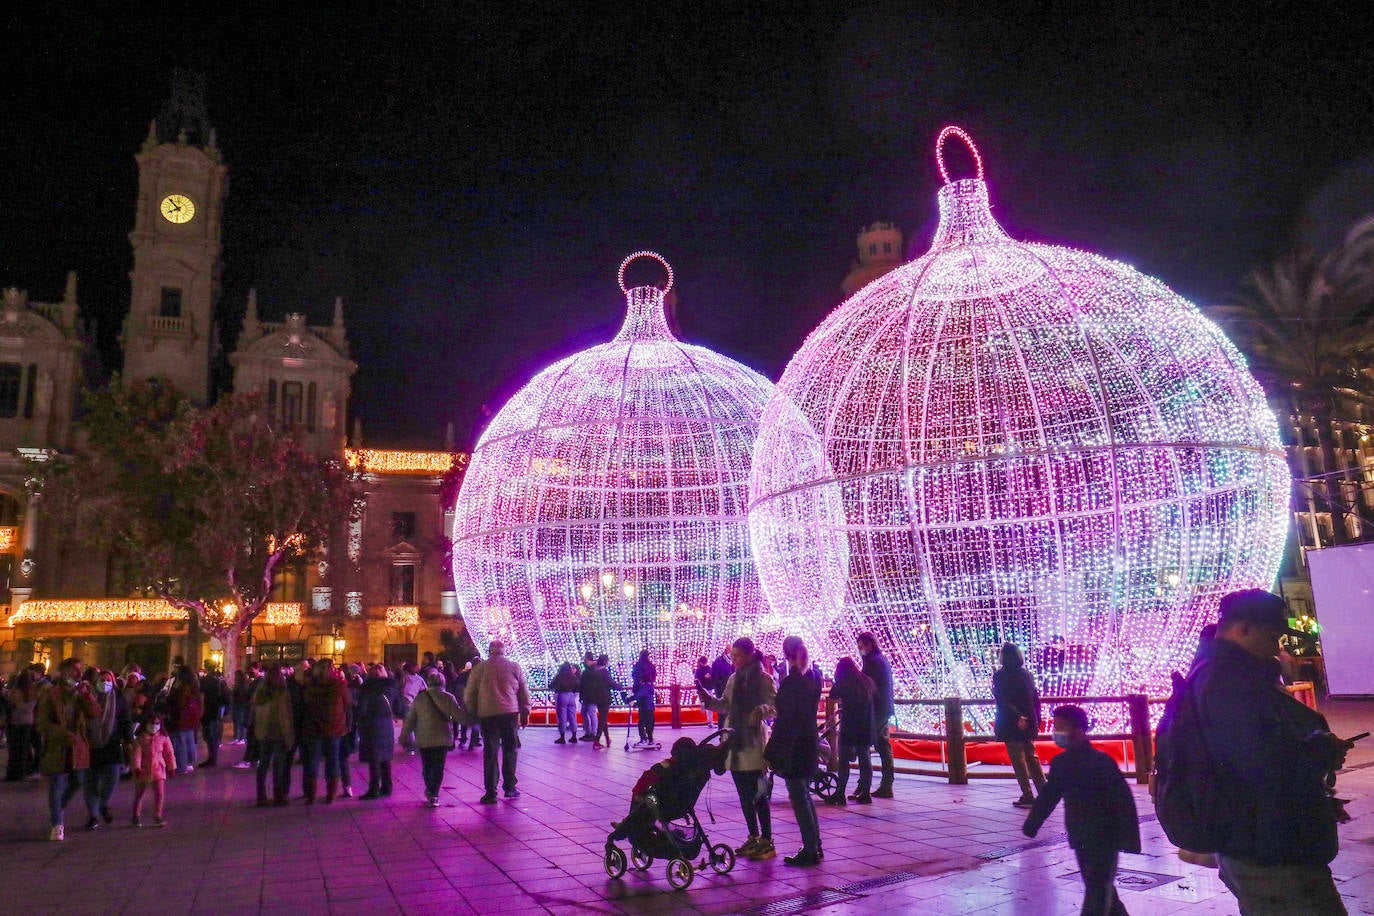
xmin=4 ymin=5 xmax=1372 ymax=448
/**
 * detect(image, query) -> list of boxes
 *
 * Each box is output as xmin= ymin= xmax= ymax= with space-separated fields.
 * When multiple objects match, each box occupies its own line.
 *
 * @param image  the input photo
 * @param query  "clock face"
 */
xmin=159 ymin=194 xmax=196 ymax=224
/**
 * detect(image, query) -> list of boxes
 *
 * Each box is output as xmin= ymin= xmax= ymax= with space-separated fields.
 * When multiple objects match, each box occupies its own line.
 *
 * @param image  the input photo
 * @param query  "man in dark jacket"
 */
xmin=857 ymin=632 xmax=895 ymax=798
xmin=199 ymin=666 xmax=229 ymax=767
xmin=1024 ymin=705 xmax=1139 ymax=915
xmin=709 ymin=645 xmax=735 ymax=728
xmin=1190 ymin=590 xmax=1351 ymax=914
xmin=578 ymin=652 xmax=599 ymax=740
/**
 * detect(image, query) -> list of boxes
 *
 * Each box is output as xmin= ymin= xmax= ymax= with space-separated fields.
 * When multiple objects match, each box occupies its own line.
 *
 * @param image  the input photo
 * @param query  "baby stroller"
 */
xmin=604 ymin=729 xmax=736 ymax=890
xmin=809 ymin=717 xmax=841 ymax=801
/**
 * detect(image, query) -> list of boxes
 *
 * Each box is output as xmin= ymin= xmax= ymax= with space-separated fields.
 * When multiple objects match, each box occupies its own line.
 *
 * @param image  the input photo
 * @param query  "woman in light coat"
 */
xmin=400 ymin=672 xmax=464 ymax=807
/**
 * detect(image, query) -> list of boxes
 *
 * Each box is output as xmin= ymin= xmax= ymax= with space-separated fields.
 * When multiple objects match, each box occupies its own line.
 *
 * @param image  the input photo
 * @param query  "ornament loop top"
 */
xmin=618 ymin=251 xmax=674 ymax=294
xmin=936 ymin=126 xmax=984 ymax=184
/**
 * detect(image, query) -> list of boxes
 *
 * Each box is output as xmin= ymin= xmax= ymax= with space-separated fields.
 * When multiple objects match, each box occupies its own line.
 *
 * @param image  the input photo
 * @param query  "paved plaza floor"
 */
xmin=2 ymin=701 xmax=1372 ymax=915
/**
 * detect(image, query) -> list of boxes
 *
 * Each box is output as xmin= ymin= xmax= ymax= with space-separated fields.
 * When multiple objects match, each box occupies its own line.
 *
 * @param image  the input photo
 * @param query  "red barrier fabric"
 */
xmin=890 ymin=736 xmax=1136 ymax=766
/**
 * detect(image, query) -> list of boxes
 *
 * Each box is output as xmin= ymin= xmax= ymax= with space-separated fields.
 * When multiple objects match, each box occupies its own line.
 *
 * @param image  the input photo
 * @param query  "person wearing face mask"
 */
xmin=82 ymin=669 xmax=133 ymax=830
xmin=130 ymin=714 xmax=176 ymax=827
xmin=1023 ymin=705 xmax=1139 ymax=915
xmin=36 ymin=658 xmax=99 ymax=841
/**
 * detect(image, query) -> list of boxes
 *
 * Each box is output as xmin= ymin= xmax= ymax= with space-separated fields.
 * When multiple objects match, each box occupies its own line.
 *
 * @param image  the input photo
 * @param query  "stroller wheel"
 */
xmin=631 ymin=847 xmax=653 ymax=870
xmin=666 ymin=857 xmax=694 ymax=891
xmin=811 ymin=770 xmax=840 ymax=801
xmin=709 ymin=842 xmax=736 ymax=874
xmin=604 ymin=845 xmax=627 ymax=879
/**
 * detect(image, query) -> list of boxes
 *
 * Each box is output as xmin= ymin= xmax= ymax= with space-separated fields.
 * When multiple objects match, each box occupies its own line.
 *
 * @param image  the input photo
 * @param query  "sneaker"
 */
xmin=735 ymin=837 xmax=760 ymax=857
xmin=181 ymin=765 xmax=195 ymax=774
xmin=784 ymin=849 xmax=821 ymax=867
xmin=825 ymin=796 xmax=847 ymax=806
xmin=555 ymin=737 xmax=566 ymax=744
xmin=570 ymin=736 xmax=578 ymax=743
xmin=48 ymin=825 xmax=64 ymax=842
xmin=101 ymin=806 xmax=114 ymax=824
xmin=131 ymin=816 xmax=142 ymax=828
xmin=341 ymin=787 xmax=353 ymax=798
xmin=233 ymin=761 xmax=254 ymax=769
xmin=84 ymin=817 xmax=100 ymax=831
xmin=593 ymin=741 xmax=604 ymax=749
xmin=479 ymin=794 xmax=497 ymax=805
xmin=426 ymin=796 xmax=440 ymax=808
xmin=853 ymin=793 xmax=872 ymax=805
xmin=748 ymin=838 xmax=777 ymax=860
xmin=872 ymin=786 xmax=893 ymax=799
xmin=152 ymin=816 xmax=166 ymax=828
xmin=1012 ymin=795 xmax=1035 ymax=809
xmin=504 ymin=788 xmax=520 ymax=799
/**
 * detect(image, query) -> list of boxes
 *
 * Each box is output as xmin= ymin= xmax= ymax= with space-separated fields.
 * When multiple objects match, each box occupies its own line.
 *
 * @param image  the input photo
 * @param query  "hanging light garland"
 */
xmin=345 ymin=449 xmax=465 ymax=475
xmin=748 ymin=127 xmax=1290 ymax=729
xmin=10 ymin=599 xmax=187 ymax=624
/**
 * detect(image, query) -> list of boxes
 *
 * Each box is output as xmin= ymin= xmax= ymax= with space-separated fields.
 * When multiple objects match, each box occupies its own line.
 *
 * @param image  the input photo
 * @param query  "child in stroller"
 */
xmin=604 ymin=731 xmax=737 ymax=890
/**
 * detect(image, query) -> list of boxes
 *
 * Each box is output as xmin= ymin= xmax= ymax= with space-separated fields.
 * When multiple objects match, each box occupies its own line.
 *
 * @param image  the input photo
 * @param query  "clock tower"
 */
xmin=121 ymin=73 xmax=227 ymax=404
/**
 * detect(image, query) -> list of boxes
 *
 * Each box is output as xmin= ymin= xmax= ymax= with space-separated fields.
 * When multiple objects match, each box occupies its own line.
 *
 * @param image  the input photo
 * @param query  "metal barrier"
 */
xmin=886 ymin=694 xmax=1164 ymax=785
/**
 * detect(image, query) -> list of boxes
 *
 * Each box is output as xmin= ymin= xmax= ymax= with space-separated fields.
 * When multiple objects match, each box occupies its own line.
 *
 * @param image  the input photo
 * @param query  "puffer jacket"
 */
xmin=130 ymin=731 xmax=176 ymax=783
xmin=401 ymin=686 xmax=464 ymax=750
xmin=253 ymin=684 xmax=295 ymax=746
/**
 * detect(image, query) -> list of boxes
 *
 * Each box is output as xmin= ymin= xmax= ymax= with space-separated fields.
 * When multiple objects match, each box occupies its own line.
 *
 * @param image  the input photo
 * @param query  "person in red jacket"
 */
xmin=166 ymin=666 xmax=203 ymax=775
xmin=300 ymin=659 xmax=354 ymax=804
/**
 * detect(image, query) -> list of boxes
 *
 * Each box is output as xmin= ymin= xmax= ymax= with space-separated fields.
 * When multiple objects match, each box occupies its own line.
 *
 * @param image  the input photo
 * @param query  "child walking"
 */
xmin=130 ymin=714 xmax=176 ymax=827
xmin=1022 ymin=705 xmax=1140 ymax=916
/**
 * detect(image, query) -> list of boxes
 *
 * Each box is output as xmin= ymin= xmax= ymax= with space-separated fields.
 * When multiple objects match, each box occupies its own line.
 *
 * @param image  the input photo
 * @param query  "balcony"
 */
xmin=145 ymin=314 xmax=193 ymax=335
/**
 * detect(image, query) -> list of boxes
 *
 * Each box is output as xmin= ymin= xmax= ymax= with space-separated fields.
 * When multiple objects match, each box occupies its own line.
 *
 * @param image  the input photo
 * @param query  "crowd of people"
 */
xmin=0 ymin=588 xmax=1357 ymax=913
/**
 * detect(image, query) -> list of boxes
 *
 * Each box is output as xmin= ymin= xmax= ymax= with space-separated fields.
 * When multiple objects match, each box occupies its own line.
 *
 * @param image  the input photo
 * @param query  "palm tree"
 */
xmin=1210 ymin=217 xmax=1374 ymax=545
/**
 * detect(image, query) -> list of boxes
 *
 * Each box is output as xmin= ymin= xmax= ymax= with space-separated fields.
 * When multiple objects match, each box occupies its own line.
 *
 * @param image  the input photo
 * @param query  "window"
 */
xmin=390 ymin=563 xmax=416 ymax=605
xmin=0 ymin=364 xmax=21 ymax=418
xmin=306 ymin=382 xmax=317 ymax=432
xmin=883 ymin=242 xmax=892 ymax=254
xmin=282 ymin=381 xmax=303 ymax=427
xmin=267 ymin=380 xmax=278 ymax=420
xmin=22 ymin=364 xmax=35 ymax=418
xmin=255 ymin=642 xmax=306 ymax=664
xmin=159 ymin=287 xmax=183 ymax=318
xmin=869 ymin=243 xmax=878 ymax=256
xmin=391 ymin=511 xmax=417 ymax=540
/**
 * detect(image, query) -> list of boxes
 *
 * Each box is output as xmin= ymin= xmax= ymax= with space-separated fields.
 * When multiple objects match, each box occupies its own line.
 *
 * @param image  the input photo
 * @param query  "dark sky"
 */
xmin=3 ymin=4 xmax=1372 ymax=448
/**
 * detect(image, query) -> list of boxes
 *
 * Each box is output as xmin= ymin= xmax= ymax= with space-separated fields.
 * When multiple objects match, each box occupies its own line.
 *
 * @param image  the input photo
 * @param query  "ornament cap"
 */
xmin=614 ymin=251 xmax=677 ymax=342
xmin=935 ymin=125 xmax=984 ymax=184
xmin=617 ymin=250 xmax=674 ymax=294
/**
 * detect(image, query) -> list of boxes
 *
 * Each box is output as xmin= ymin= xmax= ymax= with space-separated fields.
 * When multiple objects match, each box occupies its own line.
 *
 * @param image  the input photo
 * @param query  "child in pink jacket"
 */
xmin=130 ymin=714 xmax=176 ymax=827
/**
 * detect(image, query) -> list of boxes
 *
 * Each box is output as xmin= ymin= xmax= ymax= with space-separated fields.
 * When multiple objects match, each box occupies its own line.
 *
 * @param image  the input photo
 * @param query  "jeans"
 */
xmin=420 ymin=747 xmax=447 ymax=799
xmin=730 ymin=769 xmax=772 ymax=839
xmin=784 ymin=776 xmax=821 ymax=854
xmin=171 ymin=729 xmax=197 ymax=771
xmin=555 ymin=692 xmax=578 ymax=739
xmin=257 ymin=739 xmax=291 ymax=799
xmin=582 ymin=702 xmax=599 ymax=741
xmin=201 ymin=717 xmax=222 ymax=765
xmin=48 ymin=770 xmax=86 ymax=827
xmin=480 ymin=713 xmax=520 ymax=795
xmin=838 ymin=742 xmax=873 ymax=798
xmin=301 ymin=735 xmax=342 ymax=793
xmin=1218 ymin=855 xmax=1347 ymax=915
xmin=232 ymin=705 xmax=249 ymax=741
xmin=1074 ymin=849 xmax=1127 ymax=916
xmin=636 ymin=693 xmax=655 ymax=742
xmin=1005 ymin=740 xmax=1046 ymax=797
xmin=874 ymin=723 xmax=894 ymax=789
xmin=84 ymin=763 xmax=119 ymax=818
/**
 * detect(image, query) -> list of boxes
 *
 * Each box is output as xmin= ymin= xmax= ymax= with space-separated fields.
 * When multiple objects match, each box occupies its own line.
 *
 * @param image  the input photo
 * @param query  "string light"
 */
xmin=345 ymin=449 xmax=466 ymax=475
xmin=748 ymin=127 xmax=1290 ymax=729
xmin=453 ymin=252 xmax=775 ymax=686
xmin=10 ymin=599 xmax=187 ymax=624
xmin=385 ymin=605 xmax=420 ymax=627
xmin=260 ymin=602 xmax=303 ymax=626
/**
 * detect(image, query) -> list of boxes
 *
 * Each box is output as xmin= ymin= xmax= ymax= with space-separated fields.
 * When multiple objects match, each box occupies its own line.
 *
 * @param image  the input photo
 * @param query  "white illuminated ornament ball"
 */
xmin=748 ymin=128 xmax=1290 ymax=727
xmin=452 ymin=253 xmax=776 ymax=686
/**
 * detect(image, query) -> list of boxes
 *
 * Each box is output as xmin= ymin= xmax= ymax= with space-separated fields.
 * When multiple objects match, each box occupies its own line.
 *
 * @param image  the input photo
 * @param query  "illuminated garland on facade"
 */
xmin=260 ymin=602 xmax=304 ymax=626
xmin=10 ymin=599 xmax=187 ymax=624
xmin=0 ymin=527 xmax=17 ymax=553
xmin=748 ymin=128 xmax=1290 ymax=729
xmin=345 ymin=449 xmax=466 ymax=475
xmin=384 ymin=605 xmax=420 ymax=627
xmin=453 ymin=253 xmax=776 ymax=687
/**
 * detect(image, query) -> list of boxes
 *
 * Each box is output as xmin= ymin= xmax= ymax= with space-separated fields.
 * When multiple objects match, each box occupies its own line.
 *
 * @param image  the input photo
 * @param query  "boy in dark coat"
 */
xmin=1023 ymin=705 xmax=1140 ymax=916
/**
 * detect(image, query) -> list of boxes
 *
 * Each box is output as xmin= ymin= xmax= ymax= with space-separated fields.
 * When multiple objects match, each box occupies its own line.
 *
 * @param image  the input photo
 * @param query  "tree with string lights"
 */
xmin=31 ymin=380 xmax=360 ymax=673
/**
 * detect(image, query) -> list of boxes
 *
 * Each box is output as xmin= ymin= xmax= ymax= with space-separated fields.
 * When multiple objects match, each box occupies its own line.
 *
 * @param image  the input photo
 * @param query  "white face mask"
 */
xmin=97 ymin=681 xmax=113 ymax=694
xmin=148 ymin=724 xmax=161 ymax=735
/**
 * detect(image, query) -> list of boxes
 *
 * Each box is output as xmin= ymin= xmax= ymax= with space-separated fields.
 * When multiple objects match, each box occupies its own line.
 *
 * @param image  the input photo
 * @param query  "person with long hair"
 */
xmin=356 ymin=663 xmax=397 ymax=799
xmin=167 ymin=665 xmax=203 ymax=775
xmin=697 ymin=636 xmax=777 ymax=861
xmin=828 ymin=656 xmax=877 ymax=805
xmin=3 ymin=669 xmax=40 ymax=781
xmin=764 ymin=636 xmax=824 ymax=866
xmin=83 ymin=668 xmax=132 ymax=829
xmin=252 ymin=665 xmax=295 ymax=806
xmin=992 ymin=642 xmax=1045 ymax=808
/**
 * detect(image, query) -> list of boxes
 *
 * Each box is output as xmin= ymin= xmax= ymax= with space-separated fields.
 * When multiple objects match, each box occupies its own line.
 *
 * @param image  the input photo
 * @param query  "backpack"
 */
xmin=1153 ymin=670 xmax=1231 ymax=853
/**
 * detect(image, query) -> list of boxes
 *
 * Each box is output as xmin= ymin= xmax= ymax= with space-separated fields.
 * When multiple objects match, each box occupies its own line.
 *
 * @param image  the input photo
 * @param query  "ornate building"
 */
xmin=0 ymin=79 xmax=465 ymax=675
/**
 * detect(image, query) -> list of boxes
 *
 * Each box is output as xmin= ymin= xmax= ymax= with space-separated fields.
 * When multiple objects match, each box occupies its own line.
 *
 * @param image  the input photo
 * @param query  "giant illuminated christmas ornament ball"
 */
xmin=453 ymin=253 xmax=776 ymax=686
xmin=748 ymin=128 xmax=1290 ymax=725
